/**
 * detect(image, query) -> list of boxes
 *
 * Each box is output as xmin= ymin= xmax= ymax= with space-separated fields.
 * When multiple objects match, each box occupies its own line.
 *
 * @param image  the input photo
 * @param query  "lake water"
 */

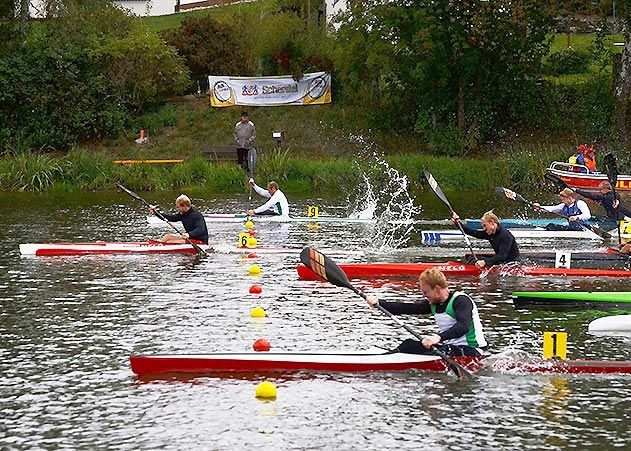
xmin=1 ymin=190 xmax=630 ymax=450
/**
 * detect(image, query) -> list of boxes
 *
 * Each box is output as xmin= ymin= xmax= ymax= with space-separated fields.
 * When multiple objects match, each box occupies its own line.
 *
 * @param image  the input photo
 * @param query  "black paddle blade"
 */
xmin=300 ymin=247 xmax=353 ymax=291
xmin=604 ymin=153 xmax=618 ymax=187
xmin=116 ymin=182 xmax=149 ymax=206
xmin=423 ymin=170 xmax=453 ymax=211
xmin=544 ymin=173 xmax=568 ymax=188
xmin=430 ymin=346 xmax=475 ymax=380
xmin=247 ymin=148 xmax=257 ymax=178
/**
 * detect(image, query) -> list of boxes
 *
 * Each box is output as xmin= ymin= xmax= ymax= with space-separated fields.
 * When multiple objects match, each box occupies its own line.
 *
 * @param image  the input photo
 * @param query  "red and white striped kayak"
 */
xmin=296 ymin=262 xmax=631 ymax=280
xmin=129 ymin=349 xmax=631 ymax=376
xmin=19 ymin=241 xmax=209 ymax=256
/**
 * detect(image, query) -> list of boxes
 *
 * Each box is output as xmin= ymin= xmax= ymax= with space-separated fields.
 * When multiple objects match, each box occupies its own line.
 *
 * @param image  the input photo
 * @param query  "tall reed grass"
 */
xmin=0 ymin=146 xmax=607 ymax=193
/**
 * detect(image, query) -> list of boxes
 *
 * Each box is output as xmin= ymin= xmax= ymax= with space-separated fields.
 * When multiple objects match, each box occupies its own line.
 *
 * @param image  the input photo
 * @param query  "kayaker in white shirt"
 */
xmin=533 ymin=188 xmax=591 ymax=231
xmin=246 ymin=179 xmax=290 ymax=217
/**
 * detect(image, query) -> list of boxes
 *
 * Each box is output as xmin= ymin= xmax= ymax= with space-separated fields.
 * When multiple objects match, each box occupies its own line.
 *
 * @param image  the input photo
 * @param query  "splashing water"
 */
xmin=345 ymin=140 xmax=422 ymax=250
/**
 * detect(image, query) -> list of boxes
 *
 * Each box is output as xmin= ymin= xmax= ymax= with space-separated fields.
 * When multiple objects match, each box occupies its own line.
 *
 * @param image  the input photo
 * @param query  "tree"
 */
xmin=614 ymin=3 xmax=631 ymax=144
xmin=332 ymin=0 xmax=556 ymax=150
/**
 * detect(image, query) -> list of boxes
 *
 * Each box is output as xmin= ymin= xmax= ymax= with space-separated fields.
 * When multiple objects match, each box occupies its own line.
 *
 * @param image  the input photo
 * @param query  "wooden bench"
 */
xmin=202 ymin=145 xmax=262 ymax=163
xmin=202 ymin=145 xmax=238 ymax=162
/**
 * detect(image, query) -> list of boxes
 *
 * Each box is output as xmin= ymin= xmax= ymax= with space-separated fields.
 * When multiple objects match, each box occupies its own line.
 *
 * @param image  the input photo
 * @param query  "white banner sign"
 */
xmin=208 ymin=72 xmax=331 ymax=107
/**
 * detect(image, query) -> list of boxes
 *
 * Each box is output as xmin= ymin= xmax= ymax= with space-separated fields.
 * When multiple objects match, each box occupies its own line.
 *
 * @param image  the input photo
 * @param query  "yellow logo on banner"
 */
xmin=307 ymin=206 xmax=319 ymax=218
xmin=238 ymin=232 xmax=249 ymax=248
xmin=543 ymin=332 xmax=567 ymax=359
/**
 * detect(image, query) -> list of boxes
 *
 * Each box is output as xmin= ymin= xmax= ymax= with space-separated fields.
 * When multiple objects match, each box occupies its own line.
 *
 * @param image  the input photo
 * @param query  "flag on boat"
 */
xmin=208 ymin=72 xmax=332 ymax=107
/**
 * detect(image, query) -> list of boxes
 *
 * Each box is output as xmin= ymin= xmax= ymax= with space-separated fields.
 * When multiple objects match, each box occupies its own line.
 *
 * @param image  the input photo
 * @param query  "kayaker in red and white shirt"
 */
xmin=366 ymin=267 xmax=487 ymax=357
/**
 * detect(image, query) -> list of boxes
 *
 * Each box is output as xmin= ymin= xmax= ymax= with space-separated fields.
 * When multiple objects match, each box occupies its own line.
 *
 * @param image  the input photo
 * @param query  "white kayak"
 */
xmin=588 ymin=315 xmax=631 ymax=333
xmin=147 ymin=214 xmax=377 ymax=226
xmin=420 ymin=228 xmax=606 ymax=242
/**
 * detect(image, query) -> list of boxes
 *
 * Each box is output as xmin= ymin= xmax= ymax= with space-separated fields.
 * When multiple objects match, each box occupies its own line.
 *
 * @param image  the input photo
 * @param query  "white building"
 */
xmin=29 ymin=0 xmax=345 ymax=20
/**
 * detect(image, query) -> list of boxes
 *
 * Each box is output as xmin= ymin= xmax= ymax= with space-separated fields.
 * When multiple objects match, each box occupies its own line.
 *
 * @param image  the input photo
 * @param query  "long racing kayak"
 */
xmin=19 ymin=241 xmax=211 ymax=256
xmin=297 ymin=262 xmax=481 ymax=279
xmin=468 ymin=249 xmax=630 ymax=270
xmin=421 ymin=228 xmax=606 ymax=242
xmin=147 ymin=214 xmax=377 ymax=226
xmin=465 ymin=218 xmax=618 ymax=230
xmin=20 ymin=241 xmax=345 ymax=257
xmin=297 ymin=263 xmax=631 ymax=280
xmin=130 ymin=348 xmax=631 ymax=375
xmin=512 ymin=291 xmax=631 ymax=310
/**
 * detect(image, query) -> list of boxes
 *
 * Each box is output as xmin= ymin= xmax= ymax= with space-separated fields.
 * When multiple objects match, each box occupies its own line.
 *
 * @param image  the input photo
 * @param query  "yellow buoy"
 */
xmin=248 ymin=264 xmax=261 ymax=275
xmin=246 ymin=237 xmax=258 ymax=248
xmin=250 ymin=306 xmax=266 ymax=318
xmin=255 ymin=380 xmax=277 ymax=399
xmin=245 ymin=220 xmax=255 ymax=230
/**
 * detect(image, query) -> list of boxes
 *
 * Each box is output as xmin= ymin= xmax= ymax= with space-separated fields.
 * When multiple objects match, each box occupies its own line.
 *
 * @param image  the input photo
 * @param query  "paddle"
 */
xmin=494 ymin=186 xmax=610 ymax=239
xmin=604 ymin=153 xmax=621 ymax=244
xmin=299 ymin=246 xmax=476 ymax=380
xmin=116 ymin=182 xmax=208 ymax=257
xmin=423 ymin=170 xmax=478 ymax=261
xmin=544 ymin=172 xmax=568 ymax=189
xmin=247 ymin=147 xmax=257 ymax=205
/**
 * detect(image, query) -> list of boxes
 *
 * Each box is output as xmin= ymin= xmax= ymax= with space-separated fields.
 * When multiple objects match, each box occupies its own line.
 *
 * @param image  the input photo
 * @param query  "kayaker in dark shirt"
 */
xmin=451 ymin=210 xmax=519 ymax=268
xmin=366 ymin=267 xmax=487 ymax=356
xmin=149 ymin=194 xmax=208 ymax=244
xmin=575 ymin=181 xmax=631 ymax=225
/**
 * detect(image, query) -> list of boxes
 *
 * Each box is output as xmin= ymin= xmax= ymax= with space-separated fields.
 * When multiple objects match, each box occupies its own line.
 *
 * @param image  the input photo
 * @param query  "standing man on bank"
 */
xmin=234 ymin=111 xmax=256 ymax=173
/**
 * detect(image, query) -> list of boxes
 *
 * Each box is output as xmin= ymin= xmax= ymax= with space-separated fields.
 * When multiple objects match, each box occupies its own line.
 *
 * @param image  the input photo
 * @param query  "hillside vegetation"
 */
xmin=0 ymin=0 xmax=629 ymax=192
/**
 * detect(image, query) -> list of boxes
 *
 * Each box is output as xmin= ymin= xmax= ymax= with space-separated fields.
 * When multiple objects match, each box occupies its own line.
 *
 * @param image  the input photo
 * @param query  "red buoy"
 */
xmin=247 ymin=252 xmax=258 ymax=259
xmin=249 ymin=284 xmax=263 ymax=294
xmin=253 ymin=338 xmax=271 ymax=352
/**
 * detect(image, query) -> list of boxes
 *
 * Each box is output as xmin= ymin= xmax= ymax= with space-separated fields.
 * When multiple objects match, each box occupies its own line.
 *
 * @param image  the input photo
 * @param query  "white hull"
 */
xmin=588 ymin=315 xmax=631 ymax=333
xmin=421 ymin=228 xmax=606 ymax=242
xmin=147 ymin=214 xmax=377 ymax=226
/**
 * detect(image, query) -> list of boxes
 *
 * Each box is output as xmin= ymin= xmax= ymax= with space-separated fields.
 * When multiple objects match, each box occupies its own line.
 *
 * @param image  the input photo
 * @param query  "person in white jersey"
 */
xmin=366 ymin=267 xmax=487 ymax=356
xmin=246 ymin=179 xmax=290 ymax=217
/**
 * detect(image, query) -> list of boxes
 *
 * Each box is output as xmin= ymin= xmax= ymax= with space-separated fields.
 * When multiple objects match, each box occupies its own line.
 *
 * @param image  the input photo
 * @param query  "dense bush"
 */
xmin=545 ymin=47 xmax=592 ymax=75
xmin=0 ymin=3 xmax=189 ymax=150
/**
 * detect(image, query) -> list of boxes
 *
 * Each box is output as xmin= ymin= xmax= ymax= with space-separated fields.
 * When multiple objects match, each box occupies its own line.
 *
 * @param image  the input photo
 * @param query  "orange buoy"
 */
xmin=253 ymin=338 xmax=271 ymax=352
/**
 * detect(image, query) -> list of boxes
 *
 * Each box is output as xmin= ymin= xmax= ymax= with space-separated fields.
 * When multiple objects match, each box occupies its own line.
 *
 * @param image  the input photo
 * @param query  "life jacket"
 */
xmin=562 ymin=201 xmax=587 ymax=230
xmin=430 ymin=291 xmax=487 ymax=348
xmin=583 ymin=154 xmax=596 ymax=172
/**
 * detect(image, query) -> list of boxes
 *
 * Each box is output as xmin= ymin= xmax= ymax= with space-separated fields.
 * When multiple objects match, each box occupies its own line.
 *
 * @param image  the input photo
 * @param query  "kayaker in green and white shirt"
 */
xmin=246 ymin=178 xmax=290 ymax=217
xmin=366 ymin=267 xmax=488 ymax=356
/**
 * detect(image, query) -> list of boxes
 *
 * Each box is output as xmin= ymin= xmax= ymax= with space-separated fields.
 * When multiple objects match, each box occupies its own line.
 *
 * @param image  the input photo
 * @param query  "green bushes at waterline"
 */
xmin=0 ymin=149 xmax=565 ymax=193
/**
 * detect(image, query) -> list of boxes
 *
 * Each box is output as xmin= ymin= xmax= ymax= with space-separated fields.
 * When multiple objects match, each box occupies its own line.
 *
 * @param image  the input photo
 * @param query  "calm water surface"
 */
xmin=1 ymin=191 xmax=630 ymax=450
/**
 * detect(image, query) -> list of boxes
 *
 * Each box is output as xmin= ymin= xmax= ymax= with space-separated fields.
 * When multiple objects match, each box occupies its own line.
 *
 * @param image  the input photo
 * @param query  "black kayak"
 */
xmin=465 ymin=249 xmax=630 ymax=270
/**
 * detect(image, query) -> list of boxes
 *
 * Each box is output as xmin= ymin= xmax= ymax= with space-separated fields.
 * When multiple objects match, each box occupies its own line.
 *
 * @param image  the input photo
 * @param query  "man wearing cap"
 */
xmin=533 ymin=188 xmax=592 ymax=231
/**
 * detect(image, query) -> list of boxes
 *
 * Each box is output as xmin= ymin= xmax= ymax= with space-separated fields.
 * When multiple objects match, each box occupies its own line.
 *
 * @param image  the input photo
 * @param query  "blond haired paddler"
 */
xmin=451 ymin=210 xmax=520 ymax=268
xmin=367 ymin=267 xmax=487 ymax=356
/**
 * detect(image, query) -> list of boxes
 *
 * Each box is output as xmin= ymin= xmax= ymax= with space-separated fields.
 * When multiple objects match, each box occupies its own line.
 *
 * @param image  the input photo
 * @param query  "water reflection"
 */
xmin=1 ymin=191 xmax=630 ymax=450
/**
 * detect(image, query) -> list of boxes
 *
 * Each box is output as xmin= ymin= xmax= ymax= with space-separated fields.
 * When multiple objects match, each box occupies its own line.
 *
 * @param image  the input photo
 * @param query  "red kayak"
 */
xmin=130 ymin=348 xmax=631 ymax=376
xmin=296 ymin=262 xmax=480 ymax=280
xmin=19 ymin=241 xmax=208 ymax=256
xmin=297 ymin=263 xmax=631 ymax=280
